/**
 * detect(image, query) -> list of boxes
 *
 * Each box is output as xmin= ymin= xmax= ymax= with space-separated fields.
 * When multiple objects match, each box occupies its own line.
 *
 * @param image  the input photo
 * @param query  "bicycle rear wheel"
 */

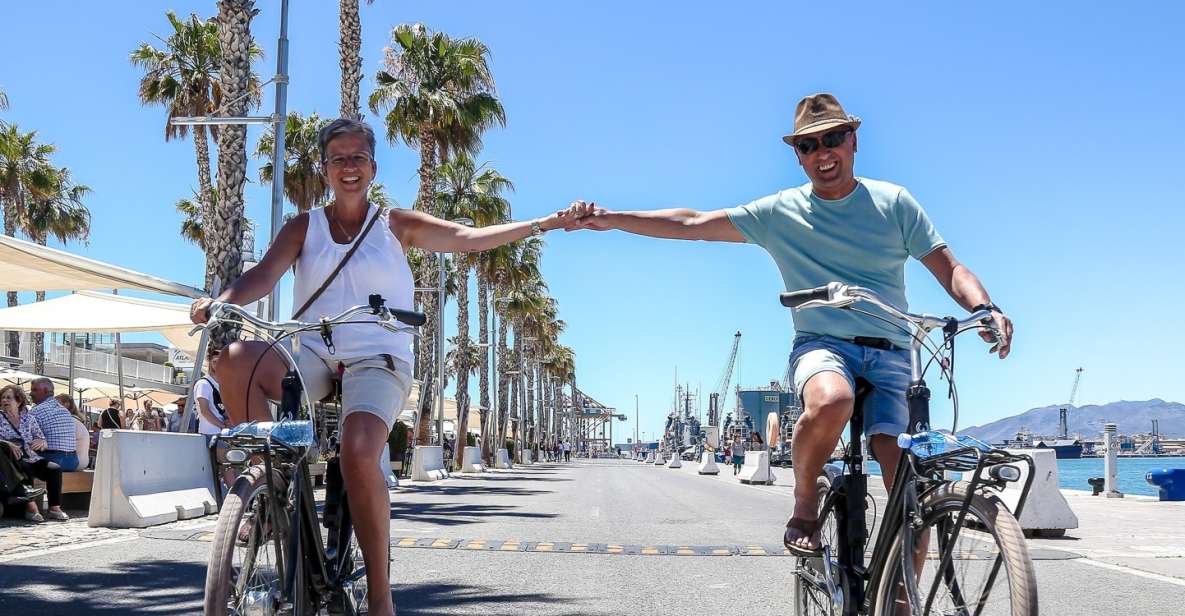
xmin=204 ymin=465 xmax=290 ymax=616
xmin=872 ymin=481 xmax=1037 ymax=616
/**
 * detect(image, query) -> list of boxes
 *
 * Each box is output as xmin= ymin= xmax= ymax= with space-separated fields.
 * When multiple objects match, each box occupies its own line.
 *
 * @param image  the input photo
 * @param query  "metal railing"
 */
xmin=17 ymin=334 xmax=172 ymax=383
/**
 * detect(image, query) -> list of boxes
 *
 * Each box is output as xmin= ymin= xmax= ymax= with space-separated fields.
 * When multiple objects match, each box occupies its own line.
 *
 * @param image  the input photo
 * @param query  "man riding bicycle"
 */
xmin=563 ymin=93 xmax=1014 ymax=555
xmin=190 ymin=118 xmax=575 ymax=615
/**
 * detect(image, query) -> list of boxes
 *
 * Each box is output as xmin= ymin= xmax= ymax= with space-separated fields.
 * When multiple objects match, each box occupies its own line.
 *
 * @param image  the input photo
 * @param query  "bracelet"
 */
xmin=973 ymin=302 xmax=1002 ymax=314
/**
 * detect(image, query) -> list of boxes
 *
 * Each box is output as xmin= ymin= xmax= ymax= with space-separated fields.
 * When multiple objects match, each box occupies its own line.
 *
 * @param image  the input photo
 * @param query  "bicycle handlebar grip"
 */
xmin=780 ymin=286 xmax=831 ymax=308
xmin=391 ymin=309 xmax=427 ymax=327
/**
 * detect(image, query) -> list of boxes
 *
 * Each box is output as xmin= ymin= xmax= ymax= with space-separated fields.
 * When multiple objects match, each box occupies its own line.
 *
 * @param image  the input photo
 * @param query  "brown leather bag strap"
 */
xmin=292 ymin=206 xmax=385 ymax=321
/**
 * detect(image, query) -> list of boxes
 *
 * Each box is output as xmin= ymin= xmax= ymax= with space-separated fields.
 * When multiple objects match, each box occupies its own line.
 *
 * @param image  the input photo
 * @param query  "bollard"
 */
xmin=1103 ymin=423 xmax=1123 ymax=498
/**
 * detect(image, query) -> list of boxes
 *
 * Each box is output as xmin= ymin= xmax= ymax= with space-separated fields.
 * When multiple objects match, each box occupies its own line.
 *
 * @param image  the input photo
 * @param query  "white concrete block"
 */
xmin=88 ymin=430 xmax=217 ymax=529
xmin=411 ymin=446 xmax=448 ymax=482
xmin=666 ymin=455 xmax=682 ymax=469
xmin=460 ymin=447 xmax=486 ymax=473
xmin=522 ymin=449 xmax=533 ymax=465
xmin=495 ymin=448 xmax=513 ymax=469
xmin=380 ymin=443 xmax=399 ymax=488
xmin=737 ymin=450 xmax=776 ymax=485
xmin=991 ymin=448 xmax=1078 ymax=532
xmin=697 ymin=451 xmax=720 ymax=475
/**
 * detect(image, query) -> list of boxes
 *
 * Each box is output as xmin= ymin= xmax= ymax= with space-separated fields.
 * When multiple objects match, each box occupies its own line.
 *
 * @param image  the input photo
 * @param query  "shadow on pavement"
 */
xmin=395 ymin=581 xmax=582 ymax=615
xmin=401 ymin=485 xmax=553 ymax=497
xmin=0 ymin=558 xmax=203 ymax=614
xmin=389 ymin=501 xmax=558 ymax=526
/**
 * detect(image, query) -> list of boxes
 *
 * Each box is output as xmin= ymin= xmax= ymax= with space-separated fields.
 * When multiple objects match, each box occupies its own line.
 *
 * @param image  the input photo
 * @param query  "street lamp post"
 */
xmin=434 ymin=218 xmax=474 ymax=446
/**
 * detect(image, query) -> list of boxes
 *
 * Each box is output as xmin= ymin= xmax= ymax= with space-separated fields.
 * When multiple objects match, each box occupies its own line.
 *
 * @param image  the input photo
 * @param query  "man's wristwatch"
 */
xmin=530 ymin=219 xmax=544 ymax=236
xmin=973 ymin=302 xmax=1003 ymax=315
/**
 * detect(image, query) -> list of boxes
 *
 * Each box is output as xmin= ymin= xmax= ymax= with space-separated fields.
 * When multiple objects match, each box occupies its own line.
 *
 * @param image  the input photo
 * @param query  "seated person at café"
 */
xmin=0 ymin=384 xmax=68 ymax=522
xmin=28 ymin=378 xmax=79 ymax=471
xmin=55 ymin=393 xmax=90 ymax=470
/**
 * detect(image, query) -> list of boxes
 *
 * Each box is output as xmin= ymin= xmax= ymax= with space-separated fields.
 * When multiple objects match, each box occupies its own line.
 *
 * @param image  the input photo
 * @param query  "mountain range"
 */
xmin=961 ymin=399 xmax=1185 ymax=443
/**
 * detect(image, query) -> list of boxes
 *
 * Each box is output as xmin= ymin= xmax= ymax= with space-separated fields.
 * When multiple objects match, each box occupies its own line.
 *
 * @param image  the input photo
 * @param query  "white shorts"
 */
xmin=295 ymin=351 xmax=414 ymax=430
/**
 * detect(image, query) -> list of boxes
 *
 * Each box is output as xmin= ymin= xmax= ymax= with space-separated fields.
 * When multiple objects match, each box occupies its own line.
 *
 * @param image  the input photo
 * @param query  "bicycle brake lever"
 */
xmin=320 ymin=317 xmax=336 ymax=354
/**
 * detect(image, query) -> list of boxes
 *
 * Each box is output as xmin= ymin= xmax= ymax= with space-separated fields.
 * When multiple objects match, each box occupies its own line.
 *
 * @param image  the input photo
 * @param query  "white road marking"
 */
xmin=1075 ymin=557 xmax=1185 ymax=588
xmin=2 ymin=536 xmax=138 ymax=563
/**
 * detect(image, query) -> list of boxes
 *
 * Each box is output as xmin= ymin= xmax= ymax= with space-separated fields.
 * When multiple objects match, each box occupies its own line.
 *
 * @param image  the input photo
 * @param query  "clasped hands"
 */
xmin=538 ymin=200 xmax=611 ymax=232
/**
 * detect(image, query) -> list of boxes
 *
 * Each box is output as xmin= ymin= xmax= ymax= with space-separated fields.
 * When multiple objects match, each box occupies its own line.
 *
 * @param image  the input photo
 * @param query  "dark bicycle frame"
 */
xmin=214 ymin=370 xmax=365 ymax=615
xmin=802 ymin=374 xmax=1037 ymax=616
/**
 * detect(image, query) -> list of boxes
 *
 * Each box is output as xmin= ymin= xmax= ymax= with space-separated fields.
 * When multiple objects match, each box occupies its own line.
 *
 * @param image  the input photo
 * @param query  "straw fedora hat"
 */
xmin=782 ymin=93 xmax=862 ymax=145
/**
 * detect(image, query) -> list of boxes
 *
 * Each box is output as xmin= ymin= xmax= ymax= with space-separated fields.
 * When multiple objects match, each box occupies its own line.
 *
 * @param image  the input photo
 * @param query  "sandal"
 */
xmin=784 ymin=516 xmax=823 ymax=556
xmin=24 ymin=511 xmax=45 ymax=523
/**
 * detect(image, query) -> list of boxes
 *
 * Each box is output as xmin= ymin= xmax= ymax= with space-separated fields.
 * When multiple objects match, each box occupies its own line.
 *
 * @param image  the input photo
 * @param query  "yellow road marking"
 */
xmin=397 ymin=538 xmax=416 ymax=547
xmin=641 ymin=547 xmax=659 ymax=555
xmin=535 ymin=542 xmax=554 ymax=552
xmin=499 ymin=541 xmax=520 ymax=551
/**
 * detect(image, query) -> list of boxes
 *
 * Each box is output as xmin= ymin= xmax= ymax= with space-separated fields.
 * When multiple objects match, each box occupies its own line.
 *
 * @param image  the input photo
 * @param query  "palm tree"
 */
xmin=130 ymin=11 xmax=261 ymax=291
xmin=255 ymin=111 xmax=331 ymax=213
xmin=17 ymin=166 xmax=91 ymax=373
xmin=210 ymin=0 xmax=259 ymax=305
xmin=544 ymin=344 xmax=575 ymax=450
xmin=338 ymin=0 xmax=376 ymax=119
xmin=0 ymin=87 xmax=8 ymax=110
xmin=367 ymin=182 xmax=395 ymax=209
xmin=369 ymin=23 xmax=506 ymax=427
xmin=435 ymin=152 xmax=512 ymax=467
xmin=0 ymin=124 xmax=55 ymax=356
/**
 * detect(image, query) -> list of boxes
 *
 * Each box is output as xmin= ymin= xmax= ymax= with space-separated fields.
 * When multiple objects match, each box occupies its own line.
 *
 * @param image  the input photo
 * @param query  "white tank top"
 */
xmin=292 ymin=204 xmax=415 ymax=366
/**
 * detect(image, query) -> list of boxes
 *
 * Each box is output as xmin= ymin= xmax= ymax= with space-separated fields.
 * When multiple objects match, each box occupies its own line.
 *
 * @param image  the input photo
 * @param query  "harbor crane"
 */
xmin=707 ymin=331 xmax=741 ymax=427
xmin=1059 ymin=367 xmax=1084 ymax=439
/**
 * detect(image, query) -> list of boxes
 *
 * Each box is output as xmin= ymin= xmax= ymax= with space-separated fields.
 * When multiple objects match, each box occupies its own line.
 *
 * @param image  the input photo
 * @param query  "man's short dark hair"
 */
xmin=318 ymin=118 xmax=377 ymax=166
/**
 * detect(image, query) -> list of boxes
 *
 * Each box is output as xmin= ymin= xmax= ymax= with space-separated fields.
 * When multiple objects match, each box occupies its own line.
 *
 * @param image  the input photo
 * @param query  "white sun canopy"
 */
xmin=0 ymin=234 xmax=204 ymax=298
xmin=0 ymin=291 xmax=199 ymax=354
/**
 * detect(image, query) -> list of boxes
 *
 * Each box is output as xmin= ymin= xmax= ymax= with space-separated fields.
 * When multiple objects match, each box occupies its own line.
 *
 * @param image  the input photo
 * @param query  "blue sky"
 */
xmin=2 ymin=2 xmax=1182 ymax=441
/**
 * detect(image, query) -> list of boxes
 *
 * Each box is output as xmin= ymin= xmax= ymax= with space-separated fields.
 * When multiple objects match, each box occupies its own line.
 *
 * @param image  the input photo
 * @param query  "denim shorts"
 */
xmin=789 ymin=333 xmax=911 ymax=437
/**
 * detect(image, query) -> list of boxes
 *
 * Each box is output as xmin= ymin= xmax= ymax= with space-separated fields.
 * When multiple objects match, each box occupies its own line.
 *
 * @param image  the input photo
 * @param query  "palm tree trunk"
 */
xmin=496 ymin=304 xmax=509 ymax=454
xmin=477 ymin=273 xmax=491 ymax=461
xmin=453 ymin=264 xmax=471 ymax=470
xmin=211 ymin=0 xmax=255 ymax=345
xmin=337 ymin=0 xmax=363 ymax=120
xmin=192 ymin=124 xmax=217 ymax=292
xmin=413 ymin=252 xmax=436 ymax=447
xmin=4 ymin=194 xmax=21 ymax=356
xmin=511 ymin=329 xmax=523 ymax=461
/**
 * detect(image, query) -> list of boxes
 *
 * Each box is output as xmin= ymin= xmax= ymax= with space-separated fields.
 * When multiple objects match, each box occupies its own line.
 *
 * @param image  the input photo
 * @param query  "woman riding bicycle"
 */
xmin=190 ymin=118 xmax=574 ymax=616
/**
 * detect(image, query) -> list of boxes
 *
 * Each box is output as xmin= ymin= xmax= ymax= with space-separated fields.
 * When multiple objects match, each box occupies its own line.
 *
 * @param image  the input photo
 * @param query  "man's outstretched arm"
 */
xmin=922 ymin=246 xmax=1014 ymax=358
xmin=565 ymin=200 xmax=747 ymax=243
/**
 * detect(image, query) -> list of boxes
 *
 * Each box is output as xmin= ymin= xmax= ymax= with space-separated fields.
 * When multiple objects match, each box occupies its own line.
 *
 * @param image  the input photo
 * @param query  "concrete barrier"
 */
xmin=697 ymin=451 xmax=720 ymax=475
xmin=495 ymin=448 xmax=513 ymax=469
xmin=644 ymin=452 xmax=655 ymax=463
xmin=522 ymin=449 xmax=533 ymax=465
xmin=990 ymin=448 xmax=1078 ymax=535
xmin=459 ymin=447 xmax=487 ymax=473
xmin=380 ymin=443 xmax=398 ymax=489
xmin=666 ymin=454 xmax=683 ymax=469
xmin=737 ymin=450 xmax=776 ymax=485
xmin=88 ymin=430 xmax=217 ymax=529
xmin=653 ymin=452 xmax=665 ymax=465
xmin=411 ymin=445 xmax=448 ymax=482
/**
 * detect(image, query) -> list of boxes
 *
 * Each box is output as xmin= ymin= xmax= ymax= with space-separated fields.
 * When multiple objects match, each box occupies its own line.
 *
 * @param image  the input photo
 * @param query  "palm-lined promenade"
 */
xmin=3 ymin=459 xmax=1184 ymax=614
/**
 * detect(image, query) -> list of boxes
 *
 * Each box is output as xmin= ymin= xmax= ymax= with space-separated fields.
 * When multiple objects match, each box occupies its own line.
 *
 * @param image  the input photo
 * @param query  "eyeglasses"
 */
xmin=324 ymin=152 xmax=373 ymax=168
xmin=792 ymin=128 xmax=851 ymax=155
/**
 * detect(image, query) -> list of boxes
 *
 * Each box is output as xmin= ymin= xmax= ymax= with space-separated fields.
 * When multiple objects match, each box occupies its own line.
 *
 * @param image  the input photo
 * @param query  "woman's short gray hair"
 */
xmin=318 ymin=118 xmax=377 ymax=165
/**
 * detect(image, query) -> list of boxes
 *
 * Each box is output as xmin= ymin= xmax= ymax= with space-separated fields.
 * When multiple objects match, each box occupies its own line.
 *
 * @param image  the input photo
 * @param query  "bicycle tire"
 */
xmin=871 ymin=481 xmax=1037 ymax=616
xmin=795 ymin=476 xmax=845 ymax=616
xmin=203 ymin=465 xmax=290 ymax=616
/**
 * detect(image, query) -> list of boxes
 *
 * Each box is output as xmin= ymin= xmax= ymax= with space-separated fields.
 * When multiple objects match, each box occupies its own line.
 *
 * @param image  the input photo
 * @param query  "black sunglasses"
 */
xmin=792 ymin=128 xmax=851 ymax=155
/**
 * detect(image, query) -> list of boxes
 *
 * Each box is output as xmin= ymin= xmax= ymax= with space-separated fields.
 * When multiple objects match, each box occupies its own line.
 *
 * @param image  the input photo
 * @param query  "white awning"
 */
xmin=0 ymin=234 xmax=204 ymax=298
xmin=0 ymin=291 xmax=199 ymax=354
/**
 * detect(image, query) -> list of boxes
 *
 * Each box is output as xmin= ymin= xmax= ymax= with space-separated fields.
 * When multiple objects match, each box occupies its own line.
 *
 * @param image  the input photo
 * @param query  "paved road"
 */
xmin=2 ymin=458 xmax=1183 ymax=614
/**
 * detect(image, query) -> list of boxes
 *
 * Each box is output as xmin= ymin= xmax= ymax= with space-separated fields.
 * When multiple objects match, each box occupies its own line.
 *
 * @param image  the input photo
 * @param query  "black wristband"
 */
xmin=973 ymin=302 xmax=1002 ymax=314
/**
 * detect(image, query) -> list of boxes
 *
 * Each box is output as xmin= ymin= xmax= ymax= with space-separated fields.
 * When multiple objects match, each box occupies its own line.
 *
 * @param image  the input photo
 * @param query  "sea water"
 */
xmin=863 ymin=456 xmax=1185 ymax=497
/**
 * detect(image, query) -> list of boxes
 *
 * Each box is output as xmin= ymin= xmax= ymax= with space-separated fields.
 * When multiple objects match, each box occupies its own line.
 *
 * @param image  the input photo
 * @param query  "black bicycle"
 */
xmin=198 ymin=295 xmax=424 ymax=616
xmin=782 ymin=283 xmax=1038 ymax=616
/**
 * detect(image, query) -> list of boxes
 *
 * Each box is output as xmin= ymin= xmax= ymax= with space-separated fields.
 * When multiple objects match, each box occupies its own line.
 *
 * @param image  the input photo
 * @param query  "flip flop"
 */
xmin=784 ymin=516 xmax=823 ymax=556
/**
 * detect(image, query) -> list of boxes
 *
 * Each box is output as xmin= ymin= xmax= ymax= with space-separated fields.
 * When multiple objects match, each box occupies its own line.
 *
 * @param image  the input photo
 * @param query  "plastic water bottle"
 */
xmin=897 ymin=431 xmax=993 ymax=459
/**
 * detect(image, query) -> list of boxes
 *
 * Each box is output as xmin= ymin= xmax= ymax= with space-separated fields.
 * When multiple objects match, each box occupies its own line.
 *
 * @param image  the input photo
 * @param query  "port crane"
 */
xmin=707 ymin=331 xmax=741 ymax=427
xmin=1059 ymin=367 xmax=1084 ymax=439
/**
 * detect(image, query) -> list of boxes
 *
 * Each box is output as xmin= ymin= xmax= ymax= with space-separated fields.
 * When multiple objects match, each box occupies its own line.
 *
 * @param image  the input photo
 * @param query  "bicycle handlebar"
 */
xmin=779 ymin=285 xmax=833 ymax=308
xmin=781 ymin=282 xmax=999 ymax=339
xmin=202 ymin=296 xmax=424 ymax=336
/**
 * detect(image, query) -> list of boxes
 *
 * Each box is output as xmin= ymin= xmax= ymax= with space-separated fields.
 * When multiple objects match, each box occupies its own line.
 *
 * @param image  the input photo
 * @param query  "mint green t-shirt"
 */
xmin=725 ymin=178 xmax=946 ymax=348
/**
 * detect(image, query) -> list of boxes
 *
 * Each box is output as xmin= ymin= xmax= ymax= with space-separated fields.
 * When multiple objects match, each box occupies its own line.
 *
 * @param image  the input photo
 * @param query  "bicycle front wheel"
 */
xmin=872 ymin=481 xmax=1037 ymax=616
xmin=204 ymin=465 xmax=290 ymax=616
